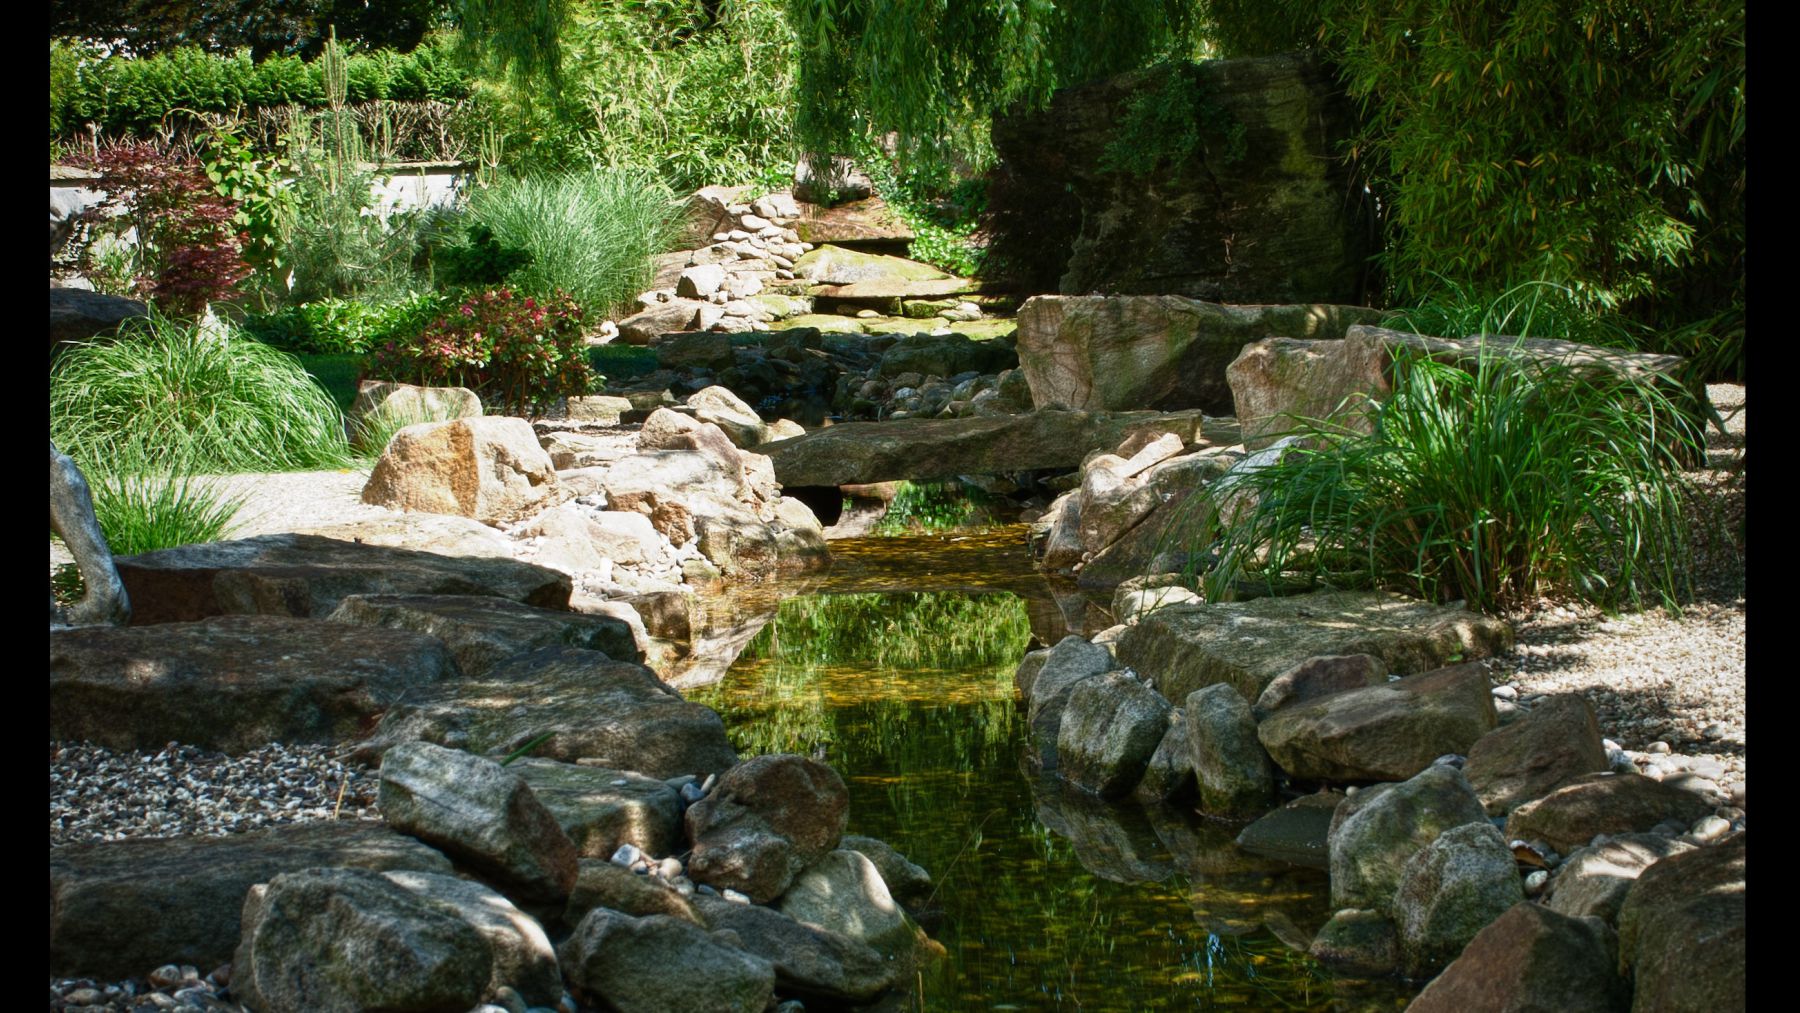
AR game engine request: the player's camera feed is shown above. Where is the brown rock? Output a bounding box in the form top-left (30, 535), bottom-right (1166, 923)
top-left (1464, 694), bottom-right (1611, 816)
top-left (1257, 663), bottom-right (1498, 782)
top-left (563, 859), bottom-right (703, 928)
top-left (362, 416), bottom-right (558, 525)
top-left (1504, 773), bottom-right (1715, 856)
top-left (1615, 832), bottom-right (1744, 1013)
top-left (1253, 653), bottom-right (1387, 719)
top-left (685, 754), bottom-right (850, 903)
top-left (326, 593), bottom-right (639, 676)
top-left (1407, 902), bottom-right (1629, 1013)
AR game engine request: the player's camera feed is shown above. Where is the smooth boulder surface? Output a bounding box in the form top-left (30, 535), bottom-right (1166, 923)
top-left (1615, 832), bottom-right (1745, 1013)
top-left (1543, 833), bottom-right (1696, 925)
top-left (1185, 684), bottom-right (1277, 816)
top-left (352, 646), bottom-right (739, 780)
top-left (347, 381), bottom-right (482, 451)
top-left (840, 834), bottom-right (935, 916)
top-left (1256, 662), bottom-right (1498, 782)
top-left (559, 908), bottom-right (775, 1013)
top-left (1328, 764), bottom-right (1488, 912)
top-left (114, 533), bottom-right (571, 625)
top-left (1114, 591), bottom-right (1511, 708)
top-left (763, 409), bottom-right (1229, 488)
top-left (362, 416), bottom-right (559, 525)
top-left (685, 753), bottom-right (850, 903)
top-left (508, 758), bottom-right (683, 861)
top-left (1503, 773), bottom-right (1715, 856)
top-left (378, 741), bottom-right (579, 903)
top-left (1234, 791), bottom-right (1344, 870)
top-left (50, 288), bottom-right (148, 356)
top-left (382, 870), bottom-right (564, 1008)
top-left (776, 849), bottom-right (923, 959)
top-left (1406, 902), bottom-right (1630, 1013)
top-left (686, 385), bottom-right (771, 448)
top-left (1252, 653), bottom-right (1386, 719)
top-left (1057, 671), bottom-right (1174, 798)
top-left (1014, 295), bottom-right (1380, 414)
top-left (793, 244), bottom-right (947, 285)
top-left (50, 615), bottom-right (457, 753)
top-left (1022, 635), bottom-right (1116, 767)
top-left (232, 867), bottom-right (492, 1013)
top-left (1463, 693), bottom-right (1611, 816)
top-left (325, 593), bottom-right (639, 676)
top-left (49, 822), bottom-right (452, 980)
top-left (694, 894), bottom-right (904, 1003)
top-left (1393, 822), bottom-right (1525, 977)
top-left (1229, 324), bottom-right (1686, 449)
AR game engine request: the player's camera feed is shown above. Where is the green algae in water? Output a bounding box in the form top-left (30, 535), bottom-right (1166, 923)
top-left (691, 588), bottom-right (1419, 1010)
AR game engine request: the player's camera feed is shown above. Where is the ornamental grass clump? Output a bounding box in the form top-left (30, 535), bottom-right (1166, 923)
top-left (1201, 348), bottom-right (1705, 614)
top-left (84, 472), bottom-right (247, 556)
top-left (461, 168), bottom-right (679, 316)
top-left (50, 311), bottom-right (354, 475)
top-left (368, 287), bottom-right (595, 416)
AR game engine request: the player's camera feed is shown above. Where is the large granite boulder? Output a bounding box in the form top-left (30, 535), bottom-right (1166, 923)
top-left (49, 822), bottom-right (452, 980)
top-left (1256, 662), bottom-right (1498, 782)
top-left (362, 416), bottom-right (559, 525)
top-left (1056, 671), bottom-right (1173, 798)
top-left (1308, 908), bottom-right (1399, 976)
top-left (325, 593), bottom-right (639, 676)
top-left (1464, 693), bottom-right (1611, 816)
top-left (381, 871), bottom-right (564, 1008)
top-left (1021, 635), bottom-right (1116, 767)
top-left (352, 646), bottom-right (739, 780)
top-left (1543, 833), bottom-right (1697, 926)
top-left (346, 380), bottom-right (482, 451)
top-left (114, 533), bottom-right (571, 625)
top-left (1393, 822), bottom-right (1525, 977)
top-left (50, 616), bottom-right (458, 752)
top-left (685, 385), bottom-right (771, 448)
top-left (776, 849), bottom-right (925, 959)
top-left (685, 753), bottom-right (850, 903)
top-left (50, 288), bottom-right (148, 358)
top-left (1327, 764), bottom-right (1488, 912)
top-left (987, 54), bottom-right (1375, 303)
top-left (1234, 790), bottom-right (1344, 869)
top-left (839, 835), bottom-right (934, 917)
top-left (232, 867), bottom-right (493, 1013)
top-left (1131, 710), bottom-right (1197, 804)
top-left (1406, 902), bottom-right (1630, 1013)
top-left (1115, 591), bottom-right (1511, 711)
top-left (694, 894), bottom-right (904, 1003)
top-left (1615, 832), bottom-right (1745, 1012)
top-left (764, 409), bottom-right (1229, 487)
top-left (1185, 684), bottom-right (1277, 816)
top-left (563, 859), bottom-right (703, 928)
top-left (508, 758), bottom-right (683, 861)
top-left (1253, 653), bottom-right (1386, 719)
top-left (377, 741), bottom-right (579, 904)
top-left (559, 909), bottom-right (775, 1013)
top-left (600, 447), bottom-right (827, 578)
top-left (1228, 324), bottom-right (1687, 449)
top-left (1504, 773), bottom-right (1715, 856)
top-left (1014, 296), bottom-right (1379, 414)
top-left (793, 244), bottom-right (947, 285)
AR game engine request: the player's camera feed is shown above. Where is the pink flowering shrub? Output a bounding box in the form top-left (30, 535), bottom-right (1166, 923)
top-left (368, 288), bottom-right (595, 414)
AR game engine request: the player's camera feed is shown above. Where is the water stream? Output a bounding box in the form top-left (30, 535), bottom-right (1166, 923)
top-left (688, 516), bottom-right (1421, 1010)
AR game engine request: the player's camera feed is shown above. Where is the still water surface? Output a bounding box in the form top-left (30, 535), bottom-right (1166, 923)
top-left (690, 526), bottom-right (1418, 1010)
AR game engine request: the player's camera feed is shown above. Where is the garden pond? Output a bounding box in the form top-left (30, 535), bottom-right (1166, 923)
top-left (688, 508), bottom-right (1422, 1010)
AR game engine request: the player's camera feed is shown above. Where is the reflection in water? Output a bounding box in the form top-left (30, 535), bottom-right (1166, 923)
top-left (690, 575), bottom-right (1419, 1010)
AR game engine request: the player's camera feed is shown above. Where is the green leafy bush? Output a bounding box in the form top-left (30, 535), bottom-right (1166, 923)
top-left (50, 311), bottom-right (354, 475)
top-left (489, 0), bottom-right (798, 193)
top-left (461, 168), bottom-right (678, 316)
top-left (51, 35), bottom-right (472, 139)
top-left (368, 287), bottom-right (596, 414)
top-left (241, 293), bottom-right (447, 355)
top-left (1200, 348), bottom-right (1705, 614)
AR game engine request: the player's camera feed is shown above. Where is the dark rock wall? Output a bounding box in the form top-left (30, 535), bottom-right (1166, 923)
top-left (987, 53), bottom-right (1376, 305)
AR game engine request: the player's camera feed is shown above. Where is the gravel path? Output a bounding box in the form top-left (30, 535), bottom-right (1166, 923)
top-left (1489, 383), bottom-right (1746, 800)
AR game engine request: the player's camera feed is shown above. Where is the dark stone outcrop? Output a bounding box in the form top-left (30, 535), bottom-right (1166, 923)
top-left (987, 53), bottom-right (1376, 304)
